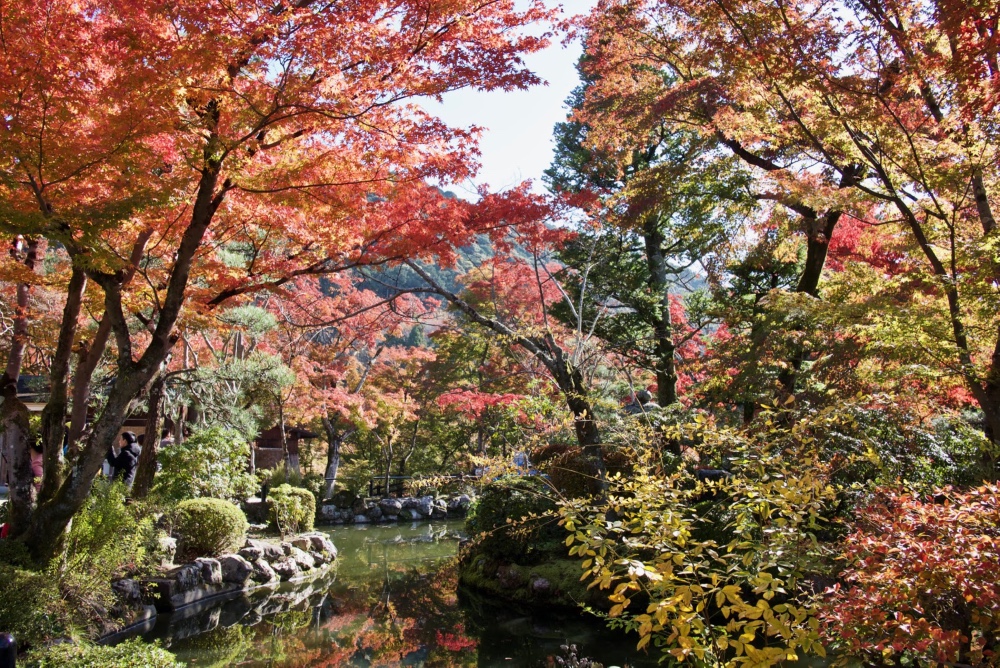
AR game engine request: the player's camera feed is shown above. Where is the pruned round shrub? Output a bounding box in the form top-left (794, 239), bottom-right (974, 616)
top-left (268, 484), bottom-right (316, 535)
top-left (29, 638), bottom-right (179, 667)
top-left (547, 448), bottom-right (603, 498)
top-left (465, 476), bottom-right (559, 563)
top-left (174, 498), bottom-right (248, 558)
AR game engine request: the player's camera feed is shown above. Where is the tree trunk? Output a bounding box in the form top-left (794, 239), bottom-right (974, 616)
top-left (39, 267), bottom-right (88, 502)
top-left (642, 219), bottom-right (678, 407)
top-left (132, 374), bottom-right (166, 499)
top-left (3, 238), bottom-right (43, 534)
top-left (321, 416), bottom-right (353, 501)
top-left (383, 436), bottom-right (393, 499)
top-left (278, 402), bottom-right (292, 475)
top-left (17, 159), bottom-right (224, 562)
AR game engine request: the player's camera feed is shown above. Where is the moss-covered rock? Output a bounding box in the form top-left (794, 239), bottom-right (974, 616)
top-left (457, 553), bottom-right (609, 611)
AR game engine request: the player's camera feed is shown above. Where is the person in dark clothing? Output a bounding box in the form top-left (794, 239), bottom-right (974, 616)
top-left (106, 431), bottom-right (141, 489)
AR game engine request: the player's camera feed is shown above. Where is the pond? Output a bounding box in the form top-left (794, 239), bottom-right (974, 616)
top-left (143, 519), bottom-right (658, 667)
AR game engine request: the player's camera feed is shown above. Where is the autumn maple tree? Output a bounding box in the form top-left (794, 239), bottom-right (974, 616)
top-left (0, 0), bottom-right (554, 559)
top-left (575, 0), bottom-right (1000, 440)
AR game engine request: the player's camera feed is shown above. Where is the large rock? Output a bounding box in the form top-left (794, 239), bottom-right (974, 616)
top-left (353, 514), bottom-right (370, 524)
top-left (304, 533), bottom-right (337, 557)
top-left (251, 559), bottom-right (278, 584)
top-left (290, 536), bottom-right (312, 552)
top-left (112, 578), bottom-right (143, 604)
top-left (245, 538), bottom-right (284, 561)
top-left (447, 494), bottom-right (472, 514)
top-left (320, 504), bottom-right (339, 520)
top-left (402, 507), bottom-right (423, 521)
top-left (366, 504), bottom-right (383, 521)
top-left (415, 495), bottom-right (434, 516)
top-left (430, 501), bottom-right (448, 519)
top-left (195, 558), bottom-right (223, 586)
top-left (175, 563), bottom-right (202, 591)
top-left (219, 554), bottom-right (254, 586)
top-left (271, 556), bottom-right (300, 581)
top-left (379, 498), bottom-right (403, 516)
top-left (288, 546), bottom-right (315, 571)
top-left (238, 546), bottom-right (263, 562)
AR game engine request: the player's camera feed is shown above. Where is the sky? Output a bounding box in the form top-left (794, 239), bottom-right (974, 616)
top-left (426, 1), bottom-right (598, 197)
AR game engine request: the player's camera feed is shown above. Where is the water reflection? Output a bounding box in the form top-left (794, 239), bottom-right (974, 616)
top-left (149, 520), bottom-right (655, 667)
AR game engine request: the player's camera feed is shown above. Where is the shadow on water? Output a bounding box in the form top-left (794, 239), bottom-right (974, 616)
top-left (143, 519), bottom-right (659, 667)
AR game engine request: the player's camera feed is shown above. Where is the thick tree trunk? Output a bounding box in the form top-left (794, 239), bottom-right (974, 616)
top-left (39, 267), bottom-right (87, 502)
top-left (642, 219), bottom-right (678, 407)
top-left (2, 391), bottom-right (34, 535)
top-left (132, 374), bottom-right (166, 499)
top-left (17, 159), bottom-right (225, 562)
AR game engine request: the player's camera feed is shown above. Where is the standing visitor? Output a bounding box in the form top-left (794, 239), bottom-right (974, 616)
top-left (106, 432), bottom-right (141, 489)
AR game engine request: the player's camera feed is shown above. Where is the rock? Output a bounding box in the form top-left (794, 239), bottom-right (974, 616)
top-left (530, 576), bottom-right (551, 595)
top-left (288, 546), bottom-right (315, 571)
top-left (379, 498), bottom-right (403, 516)
top-left (175, 563), bottom-right (202, 591)
top-left (280, 541), bottom-right (295, 556)
top-left (320, 504), bottom-right (339, 520)
top-left (430, 501), bottom-right (448, 519)
top-left (238, 546), bottom-right (263, 562)
top-left (219, 554), bottom-right (253, 586)
top-left (304, 533), bottom-right (337, 557)
top-left (330, 489), bottom-right (357, 508)
top-left (366, 504), bottom-right (383, 521)
top-left (402, 507), bottom-right (423, 521)
top-left (496, 564), bottom-right (525, 590)
top-left (415, 495), bottom-right (434, 516)
top-left (251, 559), bottom-right (278, 584)
top-left (401, 496), bottom-right (418, 509)
top-left (246, 538), bottom-right (284, 561)
top-left (195, 558), bottom-right (223, 586)
top-left (353, 514), bottom-right (369, 524)
top-left (111, 578), bottom-right (143, 604)
top-left (291, 536), bottom-right (312, 552)
top-left (157, 535), bottom-right (178, 566)
top-left (352, 499), bottom-right (368, 515)
top-left (447, 494), bottom-right (472, 514)
top-left (271, 556), bottom-right (300, 581)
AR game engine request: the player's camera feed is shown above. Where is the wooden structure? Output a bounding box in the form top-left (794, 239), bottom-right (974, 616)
top-left (253, 425), bottom-right (320, 473)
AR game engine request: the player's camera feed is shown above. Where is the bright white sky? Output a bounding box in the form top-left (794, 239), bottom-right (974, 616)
top-left (427, 0), bottom-right (598, 196)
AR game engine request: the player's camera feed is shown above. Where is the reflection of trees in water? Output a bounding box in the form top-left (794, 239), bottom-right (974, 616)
top-left (158, 524), bottom-right (646, 667)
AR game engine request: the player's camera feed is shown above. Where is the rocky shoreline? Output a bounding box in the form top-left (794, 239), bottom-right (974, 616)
top-left (101, 532), bottom-right (337, 643)
top-left (318, 493), bottom-right (473, 524)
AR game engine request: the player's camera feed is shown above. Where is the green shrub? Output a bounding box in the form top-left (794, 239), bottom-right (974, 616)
top-left (465, 476), bottom-right (559, 563)
top-left (268, 484), bottom-right (316, 535)
top-left (0, 481), bottom-right (158, 651)
top-left (154, 427), bottom-right (256, 503)
top-left (0, 563), bottom-right (76, 650)
top-left (27, 638), bottom-right (179, 667)
top-left (173, 498), bottom-right (248, 558)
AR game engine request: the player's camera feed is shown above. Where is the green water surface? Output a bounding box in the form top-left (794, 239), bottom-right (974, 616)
top-left (147, 519), bottom-right (656, 667)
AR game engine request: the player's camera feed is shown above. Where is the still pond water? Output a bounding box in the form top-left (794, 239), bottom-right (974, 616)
top-left (143, 519), bottom-right (657, 667)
